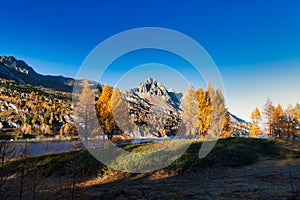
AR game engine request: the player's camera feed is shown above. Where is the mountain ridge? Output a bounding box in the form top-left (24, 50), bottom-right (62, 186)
top-left (0, 56), bottom-right (75, 92)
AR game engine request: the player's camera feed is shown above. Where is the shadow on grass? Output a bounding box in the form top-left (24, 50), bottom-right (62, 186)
top-left (3, 138), bottom-right (300, 199)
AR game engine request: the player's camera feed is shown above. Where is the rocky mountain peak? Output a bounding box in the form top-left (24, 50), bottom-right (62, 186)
top-left (0, 55), bottom-right (76, 92)
top-left (0, 56), bottom-right (35, 75)
top-left (145, 77), bottom-right (155, 84)
top-left (138, 77), bottom-right (169, 96)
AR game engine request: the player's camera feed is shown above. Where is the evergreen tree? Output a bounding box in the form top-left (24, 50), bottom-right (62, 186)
top-left (206, 82), bottom-right (214, 102)
top-left (43, 116), bottom-right (50, 125)
top-left (273, 104), bottom-right (285, 137)
top-left (26, 116), bottom-right (32, 125)
top-left (111, 87), bottom-right (133, 136)
top-left (221, 111), bottom-right (232, 138)
top-left (249, 107), bottom-right (261, 138)
top-left (293, 102), bottom-right (300, 124)
top-left (195, 87), bottom-right (211, 137)
top-left (208, 88), bottom-right (226, 138)
top-left (97, 85), bottom-right (116, 139)
top-left (285, 104), bottom-right (297, 138)
top-left (285, 104), bottom-right (294, 118)
top-left (74, 80), bottom-right (96, 139)
top-left (181, 85), bottom-right (197, 137)
top-left (263, 98), bottom-right (275, 137)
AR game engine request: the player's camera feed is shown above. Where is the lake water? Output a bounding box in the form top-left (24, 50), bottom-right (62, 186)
top-left (5, 137), bottom-right (190, 159)
top-left (6, 140), bottom-right (82, 159)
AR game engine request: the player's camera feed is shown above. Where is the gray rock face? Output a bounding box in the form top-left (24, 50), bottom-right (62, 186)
top-left (123, 77), bottom-right (182, 113)
top-left (0, 56), bottom-right (35, 75)
top-left (138, 77), bottom-right (169, 96)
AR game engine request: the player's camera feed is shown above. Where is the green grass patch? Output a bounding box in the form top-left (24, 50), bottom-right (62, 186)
top-left (167, 137), bottom-right (300, 171)
top-left (4, 138), bottom-right (300, 179)
top-left (4, 150), bottom-right (105, 179)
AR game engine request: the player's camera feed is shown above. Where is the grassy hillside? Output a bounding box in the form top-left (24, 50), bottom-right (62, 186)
top-left (1, 138), bottom-right (300, 199)
top-left (4, 138), bottom-right (300, 178)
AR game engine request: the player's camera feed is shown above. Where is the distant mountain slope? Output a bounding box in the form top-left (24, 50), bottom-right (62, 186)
top-left (0, 56), bottom-right (75, 92)
top-left (229, 113), bottom-right (245, 123)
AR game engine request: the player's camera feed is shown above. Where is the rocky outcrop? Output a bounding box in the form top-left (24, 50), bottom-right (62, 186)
top-left (127, 77), bottom-right (182, 111)
top-left (121, 78), bottom-right (182, 137)
top-left (138, 77), bottom-right (169, 96)
top-left (229, 113), bottom-right (251, 136)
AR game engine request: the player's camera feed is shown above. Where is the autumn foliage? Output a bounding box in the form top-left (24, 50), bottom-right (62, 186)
top-left (181, 83), bottom-right (230, 138)
top-left (250, 99), bottom-right (300, 139)
top-left (96, 85), bottom-right (131, 139)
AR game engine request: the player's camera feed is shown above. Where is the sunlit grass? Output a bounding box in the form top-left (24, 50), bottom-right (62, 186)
top-left (3, 137), bottom-right (300, 179)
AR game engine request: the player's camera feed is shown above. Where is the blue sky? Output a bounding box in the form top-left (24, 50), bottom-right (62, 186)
top-left (1, 0), bottom-right (300, 120)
